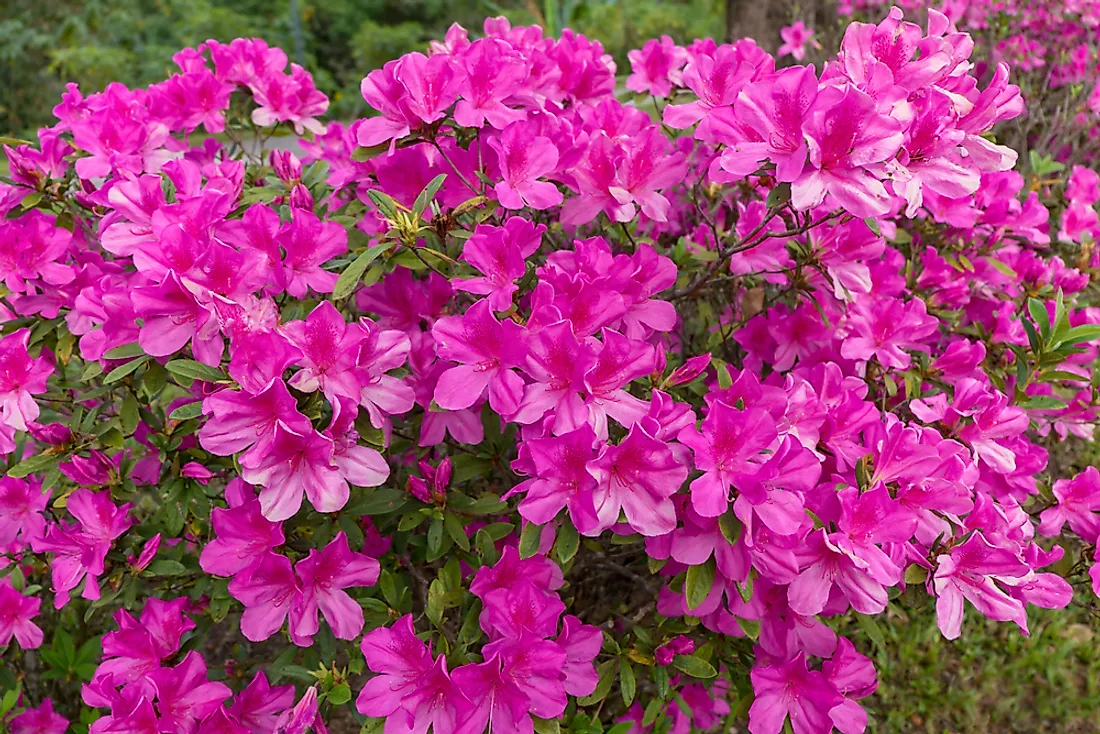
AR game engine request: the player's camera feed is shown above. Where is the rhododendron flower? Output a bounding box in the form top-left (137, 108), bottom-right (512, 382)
top-left (454, 39), bottom-right (527, 129)
top-left (778, 22), bottom-right (818, 61)
top-left (293, 531), bottom-right (380, 642)
top-left (455, 218), bottom-right (544, 311)
top-left (0, 582), bottom-right (44, 649)
top-left (240, 421), bottom-right (347, 521)
top-left (199, 499), bottom-right (285, 576)
top-left (0, 477), bottom-right (49, 545)
top-left (748, 652), bottom-right (842, 734)
top-left (0, 329), bottom-right (53, 432)
top-left (487, 121), bottom-right (563, 210)
top-left (933, 533), bottom-right (1031, 640)
top-left (626, 36), bottom-right (687, 97)
top-left (149, 651), bottom-right (232, 733)
top-left (33, 489), bottom-right (132, 608)
top-left (357, 614), bottom-right (465, 733)
top-left (587, 424), bottom-right (688, 536)
top-left (9, 698), bottom-right (69, 734)
top-left (432, 299), bottom-right (529, 415)
top-left (228, 672), bottom-right (295, 733)
top-left (452, 642), bottom-right (568, 734)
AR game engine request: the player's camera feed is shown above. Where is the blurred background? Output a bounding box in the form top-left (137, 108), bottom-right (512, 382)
top-left (4, 1), bottom-right (1100, 731)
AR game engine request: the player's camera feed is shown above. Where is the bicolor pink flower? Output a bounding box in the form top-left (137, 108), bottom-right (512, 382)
top-left (487, 121), bottom-right (563, 210)
top-left (432, 299), bottom-right (529, 415)
top-left (293, 531), bottom-right (380, 643)
top-left (587, 424), bottom-right (688, 536)
top-left (240, 421), bottom-right (347, 521)
top-left (0, 582), bottom-right (43, 649)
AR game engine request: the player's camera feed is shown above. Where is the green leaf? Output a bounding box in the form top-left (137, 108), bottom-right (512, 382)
top-left (1061, 324), bottom-right (1100, 346)
top-left (1028, 298), bottom-right (1050, 341)
top-left (476, 528), bottom-right (500, 565)
top-left (1020, 395), bottom-right (1068, 410)
top-left (518, 522), bottom-right (543, 559)
top-left (856, 612), bottom-right (887, 651)
top-left (104, 356), bottom-right (150, 384)
top-left (81, 361), bottom-right (104, 380)
top-left (444, 512), bottom-right (471, 551)
top-left (671, 654), bottom-right (717, 679)
top-left (553, 519), bottom-right (580, 565)
top-left (737, 618), bottom-right (760, 639)
top-left (345, 488), bottom-right (409, 516)
top-left (532, 717), bottom-right (560, 734)
top-left (642, 698), bottom-right (664, 726)
top-left (169, 402), bottom-right (204, 420)
top-left (684, 558), bottom-right (715, 611)
top-left (121, 394), bottom-right (140, 434)
top-left (903, 564), bottom-right (928, 584)
top-left (366, 189), bottom-right (400, 219)
top-left (104, 342), bottom-right (146, 360)
top-left (577, 659), bottom-right (618, 705)
top-left (864, 217), bottom-right (881, 236)
top-left (620, 659), bottom-right (636, 707)
top-left (328, 682), bottom-right (353, 706)
top-left (427, 516), bottom-right (444, 555)
top-left (0, 684), bottom-right (21, 716)
top-left (7, 453), bottom-right (61, 479)
top-left (427, 579), bottom-right (445, 626)
top-left (165, 359), bottom-right (225, 383)
top-left (332, 244), bottom-right (388, 300)
top-left (413, 174), bottom-right (448, 218)
top-left (147, 559), bottom-right (188, 576)
top-left (766, 182), bottom-right (791, 208)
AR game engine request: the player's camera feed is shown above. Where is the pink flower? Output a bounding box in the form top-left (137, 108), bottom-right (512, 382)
top-left (148, 651), bottom-right (232, 734)
top-left (663, 45), bottom-right (756, 134)
top-left (228, 552), bottom-right (305, 644)
top-left (199, 499), bottom-right (285, 576)
top-left (228, 672), bottom-right (295, 734)
top-left (454, 39), bottom-right (527, 129)
top-left (277, 208), bottom-right (347, 298)
top-left (0, 582), bottom-right (43, 649)
top-left (357, 614), bottom-right (464, 734)
top-left (678, 403), bottom-right (777, 517)
top-left (9, 698), bottom-right (69, 734)
top-left (748, 652), bottom-right (842, 734)
top-left (0, 329), bottom-right (53, 432)
top-left (840, 296), bottom-right (939, 370)
top-left (626, 36), bottom-right (688, 98)
top-left (714, 65), bottom-right (817, 183)
top-left (1039, 466), bottom-right (1100, 541)
top-left (777, 21), bottom-right (817, 61)
top-left (452, 642), bottom-right (568, 734)
top-left (586, 424), bottom-right (688, 536)
top-left (933, 533), bottom-right (1031, 640)
top-left (487, 121), bottom-right (563, 210)
top-left (454, 218), bottom-right (545, 311)
top-left (792, 85), bottom-right (903, 217)
top-left (239, 421), bottom-right (347, 521)
top-left (282, 301), bottom-right (363, 403)
top-left (515, 425), bottom-right (602, 532)
top-left (431, 299), bottom-right (529, 415)
top-left (98, 597), bottom-right (195, 683)
top-left (32, 490), bottom-right (131, 609)
top-left (293, 531), bottom-right (380, 643)
top-left (0, 477), bottom-right (49, 545)
top-left (199, 380), bottom-right (313, 463)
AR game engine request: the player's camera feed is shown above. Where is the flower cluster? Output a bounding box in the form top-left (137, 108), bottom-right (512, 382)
top-left (0, 7), bottom-right (1098, 734)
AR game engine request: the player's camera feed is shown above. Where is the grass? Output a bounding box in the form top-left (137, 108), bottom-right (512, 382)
top-left (841, 596), bottom-right (1100, 733)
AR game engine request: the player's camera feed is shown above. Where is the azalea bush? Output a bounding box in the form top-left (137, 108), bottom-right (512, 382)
top-left (1, 6), bottom-right (1099, 734)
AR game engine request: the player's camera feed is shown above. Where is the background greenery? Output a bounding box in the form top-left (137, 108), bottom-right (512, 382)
top-left (4, 1), bottom-right (1100, 731)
